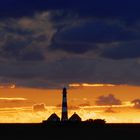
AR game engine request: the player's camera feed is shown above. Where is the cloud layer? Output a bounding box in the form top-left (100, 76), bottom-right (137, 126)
top-left (95, 94), bottom-right (122, 106)
top-left (33, 103), bottom-right (46, 112)
top-left (0, 97), bottom-right (33, 107)
top-left (0, 1), bottom-right (140, 88)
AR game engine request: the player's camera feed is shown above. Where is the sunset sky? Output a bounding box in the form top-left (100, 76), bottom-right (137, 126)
top-left (0, 0), bottom-right (140, 123)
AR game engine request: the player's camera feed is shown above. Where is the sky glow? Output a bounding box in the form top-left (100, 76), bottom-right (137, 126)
top-left (0, 0), bottom-right (140, 123)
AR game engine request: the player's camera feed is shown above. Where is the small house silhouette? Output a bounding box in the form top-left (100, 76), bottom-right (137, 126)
top-left (46, 113), bottom-right (60, 122)
top-left (69, 112), bottom-right (82, 122)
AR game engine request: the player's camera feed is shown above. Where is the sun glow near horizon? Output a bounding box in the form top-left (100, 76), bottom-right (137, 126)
top-left (0, 84), bottom-right (16, 89)
top-left (69, 83), bottom-right (117, 87)
top-left (0, 84), bottom-right (140, 123)
top-left (0, 105), bottom-right (139, 123)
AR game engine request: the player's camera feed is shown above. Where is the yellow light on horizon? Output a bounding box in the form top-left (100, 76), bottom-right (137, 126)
top-left (69, 83), bottom-right (116, 87)
top-left (10, 84), bottom-right (16, 89)
top-left (0, 97), bottom-right (27, 101)
top-left (0, 84), bottom-right (16, 89)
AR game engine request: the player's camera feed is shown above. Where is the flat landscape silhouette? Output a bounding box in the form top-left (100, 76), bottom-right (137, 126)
top-left (1, 122), bottom-right (140, 140)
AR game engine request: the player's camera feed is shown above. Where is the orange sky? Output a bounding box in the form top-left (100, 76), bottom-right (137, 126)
top-left (0, 84), bottom-right (140, 123)
top-left (0, 84), bottom-right (140, 104)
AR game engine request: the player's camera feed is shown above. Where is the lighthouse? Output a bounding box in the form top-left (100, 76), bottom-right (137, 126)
top-left (61, 87), bottom-right (68, 121)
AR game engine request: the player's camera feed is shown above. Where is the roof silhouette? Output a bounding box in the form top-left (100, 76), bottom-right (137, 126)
top-left (69, 112), bottom-right (82, 122)
top-left (46, 113), bottom-right (60, 122)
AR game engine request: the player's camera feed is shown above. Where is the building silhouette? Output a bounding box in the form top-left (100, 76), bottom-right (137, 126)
top-left (46, 113), bottom-right (60, 122)
top-left (69, 112), bottom-right (82, 122)
top-left (43, 87), bottom-right (82, 123)
top-left (61, 87), bottom-right (68, 121)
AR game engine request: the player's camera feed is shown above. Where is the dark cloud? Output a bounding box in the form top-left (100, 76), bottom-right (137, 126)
top-left (95, 94), bottom-right (122, 106)
top-left (131, 99), bottom-right (140, 109)
top-left (33, 103), bottom-right (46, 112)
top-left (0, 12), bottom-right (56, 62)
top-left (0, 40), bottom-right (45, 61)
top-left (0, 1), bottom-right (140, 88)
top-left (20, 49), bottom-right (45, 61)
top-left (102, 42), bottom-right (140, 59)
top-left (0, 0), bottom-right (140, 20)
top-left (54, 20), bottom-right (138, 43)
top-left (50, 41), bottom-right (97, 54)
top-left (50, 19), bottom-right (140, 54)
top-left (1, 57), bottom-right (140, 88)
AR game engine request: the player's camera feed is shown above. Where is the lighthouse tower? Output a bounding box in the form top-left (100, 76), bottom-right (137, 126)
top-left (61, 87), bottom-right (68, 121)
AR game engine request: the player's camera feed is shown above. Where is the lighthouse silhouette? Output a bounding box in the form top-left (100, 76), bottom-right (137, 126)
top-left (61, 87), bottom-right (68, 121)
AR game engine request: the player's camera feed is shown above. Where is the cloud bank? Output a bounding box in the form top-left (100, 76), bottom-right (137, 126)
top-left (95, 94), bottom-right (122, 106)
top-left (0, 1), bottom-right (140, 88)
top-left (33, 103), bottom-right (46, 112)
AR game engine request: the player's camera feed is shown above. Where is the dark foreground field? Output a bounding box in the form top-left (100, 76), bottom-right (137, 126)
top-left (0, 122), bottom-right (140, 140)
